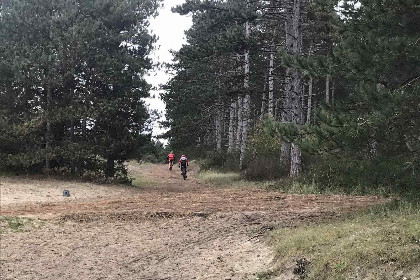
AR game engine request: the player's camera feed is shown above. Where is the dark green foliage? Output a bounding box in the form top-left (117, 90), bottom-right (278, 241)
top-left (303, 155), bottom-right (407, 195)
top-left (245, 122), bottom-right (286, 180)
top-left (282, 0), bottom-right (419, 191)
top-left (0, 0), bottom-right (160, 179)
top-left (174, 0), bottom-right (420, 194)
top-left (137, 136), bottom-right (168, 163)
top-left (162, 0), bottom-right (267, 151)
top-left (244, 156), bottom-right (283, 181)
top-left (200, 151), bottom-right (240, 171)
top-left (303, 0), bottom-right (420, 191)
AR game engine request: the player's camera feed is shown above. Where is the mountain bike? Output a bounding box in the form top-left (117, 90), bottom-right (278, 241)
top-left (180, 166), bottom-right (187, 180)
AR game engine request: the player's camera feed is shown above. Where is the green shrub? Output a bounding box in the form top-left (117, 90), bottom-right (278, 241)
top-left (244, 121), bottom-right (287, 180)
top-left (244, 156), bottom-right (286, 181)
top-left (200, 150), bottom-right (240, 171)
top-left (303, 154), bottom-right (419, 197)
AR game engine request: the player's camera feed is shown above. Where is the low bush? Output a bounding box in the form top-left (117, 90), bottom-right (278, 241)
top-left (303, 154), bottom-right (419, 197)
top-left (200, 150), bottom-right (240, 171)
top-left (244, 156), bottom-right (285, 181)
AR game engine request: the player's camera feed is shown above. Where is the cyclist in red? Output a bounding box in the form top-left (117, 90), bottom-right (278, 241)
top-left (168, 151), bottom-right (175, 170)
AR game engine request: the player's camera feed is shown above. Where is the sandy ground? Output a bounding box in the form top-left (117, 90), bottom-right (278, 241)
top-left (0, 163), bottom-right (387, 280)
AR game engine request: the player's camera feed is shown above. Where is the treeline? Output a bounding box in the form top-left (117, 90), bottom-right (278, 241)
top-left (0, 0), bottom-right (160, 179)
top-left (163, 0), bottom-right (419, 191)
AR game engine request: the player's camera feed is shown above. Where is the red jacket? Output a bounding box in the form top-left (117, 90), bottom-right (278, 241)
top-left (168, 153), bottom-right (175, 161)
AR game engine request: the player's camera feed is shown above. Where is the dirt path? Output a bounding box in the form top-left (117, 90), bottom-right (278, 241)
top-left (0, 163), bottom-right (387, 280)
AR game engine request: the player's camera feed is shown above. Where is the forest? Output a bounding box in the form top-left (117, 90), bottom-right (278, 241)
top-left (163, 0), bottom-right (419, 194)
top-left (1, 1), bottom-right (419, 279)
top-left (0, 0), bottom-right (419, 192)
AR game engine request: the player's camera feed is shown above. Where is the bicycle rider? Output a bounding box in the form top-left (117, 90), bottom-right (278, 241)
top-left (168, 151), bottom-right (175, 170)
top-left (178, 154), bottom-right (189, 177)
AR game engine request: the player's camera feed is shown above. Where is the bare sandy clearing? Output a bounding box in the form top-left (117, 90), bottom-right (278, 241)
top-left (0, 176), bottom-right (141, 207)
top-left (0, 163), bottom-right (388, 279)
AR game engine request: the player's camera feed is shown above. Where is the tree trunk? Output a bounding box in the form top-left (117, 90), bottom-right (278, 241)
top-left (281, 0), bottom-right (294, 172)
top-left (283, 0), bottom-right (304, 177)
top-left (260, 75), bottom-right (267, 120)
top-left (289, 0), bottom-right (304, 177)
top-left (331, 78), bottom-right (335, 104)
top-left (45, 84), bottom-right (51, 169)
top-left (326, 74), bottom-right (331, 104)
top-left (306, 76), bottom-right (313, 124)
top-left (236, 95), bottom-right (243, 150)
top-left (228, 99), bottom-right (236, 152)
top-left (290, 142), bottom-right (301, 177)
top-left (268, 47), bottom-right (275, 118)
top-left (290, 68), bottom-right (303, 177)
top-left (215, 104), bottom-right (223, 151)
top-left (70, 119), bottom-right (75, 174)
top-left (301, 79), bottom-right (306, 124)
top-left (240, 20), bottom-right (251, 170)
top-left (105, 158), bottom-right (115, 178)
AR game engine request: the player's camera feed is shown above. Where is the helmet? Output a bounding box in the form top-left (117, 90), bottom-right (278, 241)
top-left (181, 154), bottom-right (185, 157)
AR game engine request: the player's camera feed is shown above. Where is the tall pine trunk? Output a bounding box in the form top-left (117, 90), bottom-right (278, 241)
top-left (284, 0), bottom-right (304, 177)
top-left (289, 0), bottom-right (304, 177)
top-left (281, 0), bottom-right (294, 172)
top-left (306, 76), bottom-right (313, 124)
top-left (261, 75), bottom-right (267, 120)
top-left (215, 103), bottom-right (223, 151)
top-left (228, 99), bottom-right (236, 152)
top-left (45, 84), bottom-right (51, 169)
top-left (236, 95), bottom-right (243, 150)
top-left (268, 46), bottom-right (275, 118)
top-left (45, 8), bottom-right (54, 170)
top-left (240, 20), bottom-right (251, 170)
top-left (70, 119), bottom-right (75, 174)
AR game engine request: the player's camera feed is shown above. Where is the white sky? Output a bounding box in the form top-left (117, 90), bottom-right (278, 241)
top-left (144, 0), bottom-right (192, 142)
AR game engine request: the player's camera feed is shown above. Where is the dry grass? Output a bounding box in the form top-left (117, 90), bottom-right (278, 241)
top-left (196, 170), bottom-right (242, 186)
top-left (270, 202), bottom-right (420, 279)
top-left (131, 176), bottom-right (157, 188)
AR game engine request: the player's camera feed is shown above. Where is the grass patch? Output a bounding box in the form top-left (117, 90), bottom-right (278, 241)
top-left (196, 170), bottom-right (349, 194)
top-left (0, 216), bottom-right (45, 234)
top-left (131, 176), bottom-right (157, 188)
top-left (255, 270), bottom-right (277, 280)
top-left (270, 201), bottom-right (420, 279)
top-left (196, 170), bottom-right (242, 186)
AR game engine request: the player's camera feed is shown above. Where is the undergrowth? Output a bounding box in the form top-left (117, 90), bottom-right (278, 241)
top-left (269, 200), bottom-right (420, 280)
top-left (196, 170), bottom-right (242, 186)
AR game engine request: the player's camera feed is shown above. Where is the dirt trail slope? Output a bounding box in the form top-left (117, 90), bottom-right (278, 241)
top-left (0, 163), bottom-right (386, 280)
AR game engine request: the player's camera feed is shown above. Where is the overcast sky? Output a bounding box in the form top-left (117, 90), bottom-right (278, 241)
top-left (144, 0), bottom-right (192, 142)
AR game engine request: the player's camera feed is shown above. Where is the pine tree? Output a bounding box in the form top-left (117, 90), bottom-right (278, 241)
top-left (0, 0), bottom-right (160, 177)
